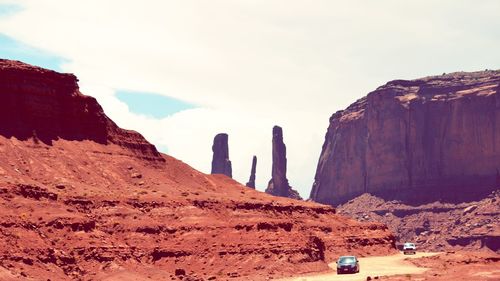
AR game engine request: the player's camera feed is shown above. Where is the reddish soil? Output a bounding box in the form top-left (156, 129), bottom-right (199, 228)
top-left (280, 252), bottom-right (499, 281)
top-left (380, 251), bottom-right (500, 281)
top-left (0, 137), bottom-right (395, 281)
top-left (0, 59), bottom-right (396, 280)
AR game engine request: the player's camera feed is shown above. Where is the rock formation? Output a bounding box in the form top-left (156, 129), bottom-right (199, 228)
top-left (246, 155), bottom-right (257, 188)
top-left (210, 133), bottom-right (232, 177)
top-left (311, 70), bottom-right (500, 206)
top-left (0, 59), bottom-right (396, 280)
top-left (265, 126), bottom-right (302, 199)
top-left (497, 169), bottom-right (500, 188)
top-left (0, 59), bottom-right (162, 161)
top-left (338, 191), bottom-right (500, 252)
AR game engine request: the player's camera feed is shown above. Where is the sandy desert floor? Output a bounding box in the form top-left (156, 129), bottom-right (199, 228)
top-left (280, 252), bottom-right (437, 281)
top-left (281, 250), bottom-right (500, 281)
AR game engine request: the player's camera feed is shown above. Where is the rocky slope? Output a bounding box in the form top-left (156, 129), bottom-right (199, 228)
top-left (0, 59), bottom-right (396, 280)
top-left (338, 191), bottom-right (499, 252)
top-left (311, 70), bottom-right (500, 206)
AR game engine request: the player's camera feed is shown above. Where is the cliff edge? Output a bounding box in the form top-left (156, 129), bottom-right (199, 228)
top-left (311, 70), bottom-right (500, 205)
top-left (0, 59), bottom-right (162, 161)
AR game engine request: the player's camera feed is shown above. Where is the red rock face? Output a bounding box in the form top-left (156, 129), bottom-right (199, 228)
top-left (311, 70), bottom-right (500, 205)
top-left (0, 59), bottom-right (162, 161)
top-left (0, 60), bottom-right (396, 280)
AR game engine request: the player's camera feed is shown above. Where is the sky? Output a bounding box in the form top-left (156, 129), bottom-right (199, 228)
top-left (0, 0), bottom-right (499, 198)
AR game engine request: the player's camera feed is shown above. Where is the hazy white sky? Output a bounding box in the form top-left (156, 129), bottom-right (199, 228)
top-left (0, 0), bottom-right (499, 198)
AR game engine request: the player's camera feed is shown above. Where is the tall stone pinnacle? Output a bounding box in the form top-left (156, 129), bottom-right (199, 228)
top-left (246, 156), bottom-right (257, 188)
top-left (265, 126), bottom-right (302, 199)
top-left (211, 133), bottom-right (232, 178)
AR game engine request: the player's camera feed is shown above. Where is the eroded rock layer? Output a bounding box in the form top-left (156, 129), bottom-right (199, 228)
top-left (311, 70), bottom-right (500, 205)
top-left (0, 59), bottom-right (162, 161)
top-left (0, 59), bottom-right (396, 280)
top-left (338, 192), bottom-right (500, 253)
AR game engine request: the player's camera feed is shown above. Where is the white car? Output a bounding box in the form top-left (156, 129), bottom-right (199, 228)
top-left (403, 242), bottom-right (416, 255)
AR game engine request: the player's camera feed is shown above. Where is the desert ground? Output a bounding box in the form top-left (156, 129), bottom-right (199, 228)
top-left (1, 59), bottom-right (499, 281)
top-left (281, 251), bottom-right (500, 281)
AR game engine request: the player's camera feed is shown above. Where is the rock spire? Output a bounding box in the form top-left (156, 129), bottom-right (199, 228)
top-left (246, 156), bottom-right (257, 188)
top-left (211, 133), bottom-right (232, 177)
top-left (265, 126), bottom-right (301, 199)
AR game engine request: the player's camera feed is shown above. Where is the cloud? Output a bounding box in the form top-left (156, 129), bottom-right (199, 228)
top-left (0, 0), bottom-right (499, 198)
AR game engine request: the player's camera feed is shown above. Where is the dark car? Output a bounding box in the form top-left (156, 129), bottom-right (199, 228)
top-left (336, 255), bottom-right (360, 274)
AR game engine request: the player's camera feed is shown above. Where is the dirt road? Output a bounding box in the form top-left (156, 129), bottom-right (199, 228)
top-left (280, 252), bottom-right (438, 281)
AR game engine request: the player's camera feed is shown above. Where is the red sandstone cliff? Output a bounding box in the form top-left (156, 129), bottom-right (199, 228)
top-left (311, 70), bottom-right (500, 206)
top-left (0, 59), bottom-right (395, 280)
top-left (0, 59), bottom-right (162, 161)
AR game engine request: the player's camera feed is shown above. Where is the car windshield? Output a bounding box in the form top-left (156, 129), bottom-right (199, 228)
top-left (338, 256), bottom-right (356, 263)
top-left (404, 243), bottom-right (415, 247)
